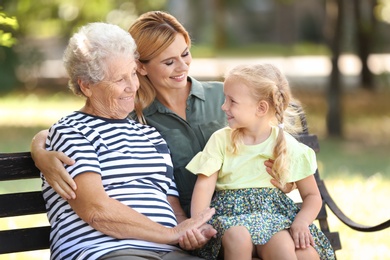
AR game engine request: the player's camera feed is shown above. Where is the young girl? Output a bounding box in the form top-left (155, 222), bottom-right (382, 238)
top-left (186, 64), bottom-right (335, 260)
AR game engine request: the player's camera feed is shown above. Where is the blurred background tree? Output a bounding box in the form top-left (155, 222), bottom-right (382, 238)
top-left (1, 0), bottom-right (390, 138)
top-left (0, 7), bottom-right (19, 92)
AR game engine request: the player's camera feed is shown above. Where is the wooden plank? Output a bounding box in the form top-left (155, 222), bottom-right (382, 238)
top-left (0, 191), bottom-right (46, 217)
top-left (0, 226), bottom-right (50, 254)
top-left (0, 152), bottom-right (40, 181)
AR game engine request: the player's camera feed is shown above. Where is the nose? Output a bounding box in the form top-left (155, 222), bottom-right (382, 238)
top-left (178, 57), bottom-right (190, 71)
top-left (125, 76), bottom-right (140, 92)
top-left (221, 100), bottom-right (227, 111)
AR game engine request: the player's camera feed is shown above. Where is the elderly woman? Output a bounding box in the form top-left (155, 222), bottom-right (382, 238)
top-left (42, 22), bottom-right (214, 260)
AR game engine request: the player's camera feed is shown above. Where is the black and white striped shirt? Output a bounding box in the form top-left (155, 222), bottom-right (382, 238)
top-left (43, 111), bottom-right (179, 260)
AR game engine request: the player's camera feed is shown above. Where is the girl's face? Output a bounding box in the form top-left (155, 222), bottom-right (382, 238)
top-left (221, 77), bottom-right (261, 129)
top-left (138, 33), bottom-right (192, 92)
top-left (85, 56), bottom-right (139, 119)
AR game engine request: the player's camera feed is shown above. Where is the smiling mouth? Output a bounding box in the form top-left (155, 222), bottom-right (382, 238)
top-left (119, 96), bottom-right (134, 100)
top-left (171, 74), bottom-right (186, 80)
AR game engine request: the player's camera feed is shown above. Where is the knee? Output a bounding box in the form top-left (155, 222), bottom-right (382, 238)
top-left (222, 226), bottom-right (252, 250)
top-left (295, 246), bottom-right (320, 260)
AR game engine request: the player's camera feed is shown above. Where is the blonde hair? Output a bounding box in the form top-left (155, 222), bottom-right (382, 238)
top-left (129, 11), bottom-right (191, 123)
top-left (225, 64), bottom-right (303, 187)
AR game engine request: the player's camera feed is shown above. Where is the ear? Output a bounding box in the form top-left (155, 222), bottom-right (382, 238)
top-left (137, 60), bottom-right (148, 76)
top-left (256, 100), bottom-right (269, 116)
top-left (79, 79), bottom-right (92, 97)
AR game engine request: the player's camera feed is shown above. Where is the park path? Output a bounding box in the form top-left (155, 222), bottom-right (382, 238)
top-left (38, 54), bottom-right (390, 89)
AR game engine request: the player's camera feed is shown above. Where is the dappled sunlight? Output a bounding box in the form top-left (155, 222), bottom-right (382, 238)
top-left (324, 177), bottom-right (390, 260)
top-left (1, 89), bottom-right (389, 259)
top-left (0, 215), bottom-right (50, 260)
top-left (0, 93), bottom-right (84, 127)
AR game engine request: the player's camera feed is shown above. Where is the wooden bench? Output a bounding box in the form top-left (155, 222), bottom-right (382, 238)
top-left (1, 133), bottom-right (390, 256)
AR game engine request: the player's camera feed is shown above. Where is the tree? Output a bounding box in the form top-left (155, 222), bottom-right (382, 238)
top-left (0, 9), bottom-right (18, 47)
top-left (0, 7), bottom-right (19, 92)
top-left (325, 0), bottom-right (344, 137)
top-left (352, 0), bottom-right (377, 90)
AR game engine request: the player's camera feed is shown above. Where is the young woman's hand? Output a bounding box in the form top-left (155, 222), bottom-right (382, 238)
top-left (36, 150), bottom-right (77, 200)
top-left (31, 130), bottom-right (77, 200)
top-left (264, 159), bottom-right (297, 193)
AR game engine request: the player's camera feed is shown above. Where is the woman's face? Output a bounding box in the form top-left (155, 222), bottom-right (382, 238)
top-left (139, 33), bottom-right (192, 92)
top-left (85, 56), bottom-right (139, 119)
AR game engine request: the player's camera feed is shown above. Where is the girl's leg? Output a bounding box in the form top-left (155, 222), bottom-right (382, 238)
top-left (295, 247), bottom-right (320, 260)
top-left (257, 230), bottom-right (297, 260)
top-left (222, 226), bottom-right (254, 260)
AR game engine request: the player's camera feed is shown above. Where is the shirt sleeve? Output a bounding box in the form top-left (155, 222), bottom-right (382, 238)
top-left (287, 140), bottom-right (318, 182)
top-left (47, 121), bottom-right (101, 179)
top-left (167, 177), bottom-right (179, 197)
top-left (185, 129), bottom-right (226, 176)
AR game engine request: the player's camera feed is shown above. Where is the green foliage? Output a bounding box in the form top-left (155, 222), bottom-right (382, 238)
top-left (0, 8), bottom-right (18, 47)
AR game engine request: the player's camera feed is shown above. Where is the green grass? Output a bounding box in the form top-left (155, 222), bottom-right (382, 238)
top-left (1, 90), bottom-right (389, 259)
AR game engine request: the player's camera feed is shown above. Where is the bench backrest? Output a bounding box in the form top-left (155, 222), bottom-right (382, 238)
top-left (0, 152), bottom-right (50, 254)
top-left (0, 134), bottom-right (341, 254)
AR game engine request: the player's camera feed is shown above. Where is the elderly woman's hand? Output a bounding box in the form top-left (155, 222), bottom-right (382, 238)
top-left (171, 207), bottom-right (215, 246)
top-left (264, 159), bottom-right (297, 193)
top-left (178, 223), bottom-right (217, 250)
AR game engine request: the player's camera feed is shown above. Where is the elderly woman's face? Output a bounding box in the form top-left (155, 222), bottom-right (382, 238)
top-left (87, 56), bottom-right (139, 119)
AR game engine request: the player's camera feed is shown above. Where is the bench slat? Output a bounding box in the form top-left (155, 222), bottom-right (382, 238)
top-left (0, 152), bottom-right (40, 181)
top-left (0, 226), bottom-right (50, 254)
top-left (0, 191), bottom-right (46, 217)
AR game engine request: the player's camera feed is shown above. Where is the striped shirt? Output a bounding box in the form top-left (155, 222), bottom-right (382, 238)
top-left (42, 111), bottom-right (179, 260)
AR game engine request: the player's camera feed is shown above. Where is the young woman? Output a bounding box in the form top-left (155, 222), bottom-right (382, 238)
top-left (187, 64), bottom-right (335, 260)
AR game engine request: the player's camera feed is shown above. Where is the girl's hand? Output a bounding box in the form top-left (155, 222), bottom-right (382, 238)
top-left (289, 219), bottom-right (315, 249)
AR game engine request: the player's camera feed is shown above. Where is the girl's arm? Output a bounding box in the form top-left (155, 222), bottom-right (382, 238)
top-left (191, 172), bottom-right (218, 217)
top-left (30, 129), bottom-right (77, 199)
top-left (290, 174), bottom-right (322, 249)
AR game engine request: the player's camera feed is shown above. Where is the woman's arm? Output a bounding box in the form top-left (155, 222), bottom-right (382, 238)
top-left (168, 196), bottom-right (188, 224)
top-left (68, 172), bottom-right (214, 244)
top-left (31, 129), bottom-right (77, 199)
top-left (289, 175), bottom-right (322, 249)
top-left (191, 173), bottom-right (218, 217)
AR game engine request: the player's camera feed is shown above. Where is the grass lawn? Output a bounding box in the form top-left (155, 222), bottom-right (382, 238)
top-left (0, 89), bottom-right (389, 260)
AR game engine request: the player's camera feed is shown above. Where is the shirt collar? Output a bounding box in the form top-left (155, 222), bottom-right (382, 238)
top-left (143, 76), bottom-right (205, 116)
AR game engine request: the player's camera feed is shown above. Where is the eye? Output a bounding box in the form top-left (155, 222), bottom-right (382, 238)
top-left (165, 60), bottom-right (174, 66)
top-left (182, 51), bottom-right (190, 57)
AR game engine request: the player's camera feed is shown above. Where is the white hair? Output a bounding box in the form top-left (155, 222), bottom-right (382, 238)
top-left (63, 22), bottom-right (138, 96)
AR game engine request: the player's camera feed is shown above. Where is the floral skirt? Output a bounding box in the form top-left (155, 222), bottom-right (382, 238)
top-left (196, 188), bottom-right (335, 260)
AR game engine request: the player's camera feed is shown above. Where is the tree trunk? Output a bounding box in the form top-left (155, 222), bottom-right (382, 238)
top-left (352, 0), bottom-right (377, 90)
top-left (213, 0), bottom-right (227, 49)
top-left (325, 0), bottom-right (344, 137)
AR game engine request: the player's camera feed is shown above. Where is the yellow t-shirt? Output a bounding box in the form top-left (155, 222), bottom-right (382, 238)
top-left (186, 126), bottom-right (317, 190)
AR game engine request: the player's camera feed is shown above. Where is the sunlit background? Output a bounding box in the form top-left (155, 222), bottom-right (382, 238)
top-left (1, 1), bottom-right (390, 259)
